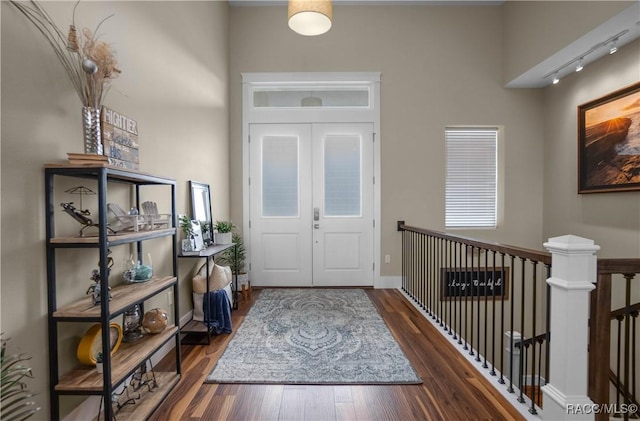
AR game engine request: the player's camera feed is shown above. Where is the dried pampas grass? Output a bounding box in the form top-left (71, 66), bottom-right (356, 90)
top-left (10, 0), bottom-right (120, 109)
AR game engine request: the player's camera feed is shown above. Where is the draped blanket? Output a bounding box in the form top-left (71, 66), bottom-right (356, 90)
top-left (203, 290), bottom-right (232, 334)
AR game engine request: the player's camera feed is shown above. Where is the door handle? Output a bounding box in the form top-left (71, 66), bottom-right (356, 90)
top-left (314, 224), bottom-right (320, 229)
top-left (314, 207), bottom-right (320, 221)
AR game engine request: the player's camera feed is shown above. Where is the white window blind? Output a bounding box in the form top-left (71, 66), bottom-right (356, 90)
top-left (445, 128), bottom-right (497, 228)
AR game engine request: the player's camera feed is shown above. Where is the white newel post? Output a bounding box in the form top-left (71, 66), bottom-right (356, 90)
top-left (542, 235), bottom-right (599, 421)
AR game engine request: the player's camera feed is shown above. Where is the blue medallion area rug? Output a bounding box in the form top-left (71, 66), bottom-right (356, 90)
top-left (205, 288), bottom-right (422, 385)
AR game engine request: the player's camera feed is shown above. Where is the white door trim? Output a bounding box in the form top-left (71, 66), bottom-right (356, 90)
top-left (241, 72), bottom-right (382, 288)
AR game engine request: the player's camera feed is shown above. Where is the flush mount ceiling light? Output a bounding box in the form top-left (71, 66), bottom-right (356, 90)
top-left (288, 0), bottom-right (333, 36)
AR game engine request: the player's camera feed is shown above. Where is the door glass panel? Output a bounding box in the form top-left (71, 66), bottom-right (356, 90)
top-left (324, 135), bottom-right (361, 217)
top-left (262, 136), bottom-right (299, 217)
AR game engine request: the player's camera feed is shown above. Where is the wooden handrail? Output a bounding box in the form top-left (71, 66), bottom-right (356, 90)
top-left (514, 332), bottom-right (550, 349)
top-left (398, 221), bottom-right (552, 264)
top-left (610, 303), bottom-right (640, 320)
top-left (597, 258), bottom-right (640, 275)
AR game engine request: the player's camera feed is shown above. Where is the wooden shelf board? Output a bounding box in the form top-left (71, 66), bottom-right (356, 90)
top-left (53, 276), bottom-right (177, 319)
top-left (91, 372), bottom-right (180, 421)
top-left (55, 326), bottom-right (178, 392)
top-left (44, 163), bottom-right (176, 185)
top-left (181, 319), bottom-right (210, 333)
top-left (50, 228), bottom-right (175, 245)
top-left (178, 243), bottom-right (235, 258)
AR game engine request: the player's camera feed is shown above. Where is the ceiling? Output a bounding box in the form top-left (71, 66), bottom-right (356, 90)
top-left (507, 2), bottom-right (640, 87)
top-left (229, 1), bottom-right (640, 88)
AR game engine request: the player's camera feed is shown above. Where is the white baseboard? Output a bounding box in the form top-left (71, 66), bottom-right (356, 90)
top-left (376, 275), bottom-right (401, 289)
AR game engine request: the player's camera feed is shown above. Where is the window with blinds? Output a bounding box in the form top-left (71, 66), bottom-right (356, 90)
top-left (445, 128), bottom-right (498, 228)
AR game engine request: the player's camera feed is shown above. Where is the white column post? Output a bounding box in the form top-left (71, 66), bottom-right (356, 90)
top-left (542, 235), bottom-right (599, 421)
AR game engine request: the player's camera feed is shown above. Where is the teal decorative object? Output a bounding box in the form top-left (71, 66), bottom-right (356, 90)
top-left (134, 264), bottom-right (152, 281)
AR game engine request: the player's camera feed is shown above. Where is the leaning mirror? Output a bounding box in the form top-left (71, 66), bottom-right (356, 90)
top-left (189, 181), bottom-right (213, 246)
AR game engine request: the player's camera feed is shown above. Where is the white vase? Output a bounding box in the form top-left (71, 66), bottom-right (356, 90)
top-left (215, 232), bottom-right (232, 244)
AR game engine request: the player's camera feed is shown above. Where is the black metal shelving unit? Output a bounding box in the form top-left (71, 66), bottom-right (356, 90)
top-left (44, 164), bottom-right (181, 421)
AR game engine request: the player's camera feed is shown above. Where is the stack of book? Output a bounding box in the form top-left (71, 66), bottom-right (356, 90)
top-left (67, 153), bottom-right (108, 166)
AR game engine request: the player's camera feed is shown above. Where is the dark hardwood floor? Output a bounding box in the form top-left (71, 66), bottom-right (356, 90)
top-left (151, 288), bottom-right (525, 421)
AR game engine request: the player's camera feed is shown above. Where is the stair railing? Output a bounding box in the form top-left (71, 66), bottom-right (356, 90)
top-left (589, 259), bottom-right (640, 421)
top-left (397, 221), bottom-right (551, 415)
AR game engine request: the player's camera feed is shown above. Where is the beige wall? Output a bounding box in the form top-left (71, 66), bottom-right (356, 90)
top-left (502, 1), bottom-right (632, 84)
top-left (542, 39), bottom-right (640, 256)
top-left (2, 0), bottom-right (638, 417)
top-left (1, 1), bottom-right (229, 417)
top-left (229, 5), bottom-right (546, 277)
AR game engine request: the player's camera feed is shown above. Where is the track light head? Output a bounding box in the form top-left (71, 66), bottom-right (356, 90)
top-left (575, 59), bottom-right (584, 72)
top-left (552, 74), bottom-right (560, 84)
top-left (609, 39), bottom-right (618, 54)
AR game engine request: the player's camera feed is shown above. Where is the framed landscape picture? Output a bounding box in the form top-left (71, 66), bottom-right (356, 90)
top-left (578, 82), bottom-right (640, 193)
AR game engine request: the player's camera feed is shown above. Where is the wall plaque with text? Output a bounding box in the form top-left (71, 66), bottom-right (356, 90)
top-left (440, 268), bottom-right (509, 300)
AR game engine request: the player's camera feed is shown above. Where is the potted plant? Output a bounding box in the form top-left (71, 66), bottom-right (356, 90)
top-left (1, 334), bottom-right (41, 420)
top-left (213, 220), bottom-right (235, 244)
top-left (220, 232), bottom-right (249, 292)
top-left (178, 214), bottom-right (195, 252)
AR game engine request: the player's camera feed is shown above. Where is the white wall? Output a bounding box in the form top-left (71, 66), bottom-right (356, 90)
top-left (1, 1), bottom-right (229, 418)
top-left (229, 5), bottom-right (546, 278)
top-left (543, 39), bottom-right (640, 256)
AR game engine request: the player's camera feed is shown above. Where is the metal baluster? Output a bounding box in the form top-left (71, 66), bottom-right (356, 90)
top-left (520, 342), bottom-right (529, 404)
top-left (438, 237), bottom-right (443, 326)
top-left (489, 250), bottom-right (497, 375)
top-left (450, 240), bottom-right (456, 339)
top-left (455, 242), bottom-right (461, 343)
top-left (458, 242), bottom-right (464, 345)
top-left (624, 274), bottom-right (632, 416)
top-left (483, 248), bottom-right (489, 367)
top-left (498, 252), bottom-right (506, 384)
top-left (617, 316), bottom-right (623, 408)
top-left (464, 244), bottom-right (469, 351)
top-left (507, 254), bottom-right (516, 394)
top-left (530, 260), bottom-right (538, 415)
top-left (518, 258), bottom-right (526, 403)
top-left (633, 311), bottom-right (637, 411)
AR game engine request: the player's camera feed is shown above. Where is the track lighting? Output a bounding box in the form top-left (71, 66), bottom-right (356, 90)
top-left (544, 29), bottom-right (628, 86)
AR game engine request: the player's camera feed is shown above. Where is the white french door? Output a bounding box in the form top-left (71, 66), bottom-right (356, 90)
top-left (249, 123), bottom-right (374, 287)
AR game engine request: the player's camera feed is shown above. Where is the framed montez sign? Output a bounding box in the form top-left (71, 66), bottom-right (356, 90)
top-left (578, 82), bottom-right (640, 193)
top-left (440, 267), bottom-right (509, 300)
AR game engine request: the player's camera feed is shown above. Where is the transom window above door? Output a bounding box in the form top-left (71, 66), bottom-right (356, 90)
top-left (253, 87), bottom-right (370, 108)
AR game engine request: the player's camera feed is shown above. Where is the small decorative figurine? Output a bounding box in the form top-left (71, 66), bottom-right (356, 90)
top-left (60, 202), bottom-right (115, 237)
top-left (86, 249), bottom-right (114, 305)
